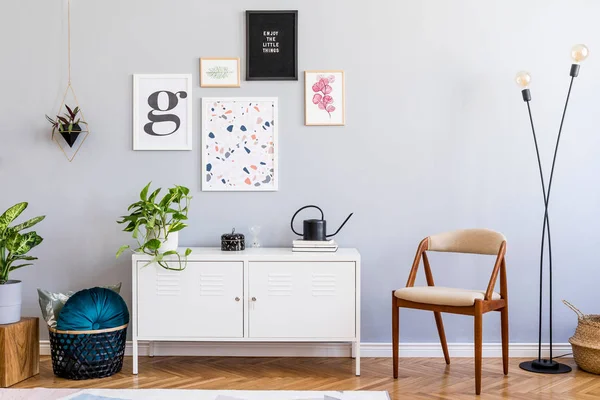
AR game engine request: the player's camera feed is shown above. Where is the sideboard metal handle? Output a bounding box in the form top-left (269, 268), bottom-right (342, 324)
top-left (251, 297), bottom-right (257, 301)
top-left (235, 297), bottom-right (240, 302)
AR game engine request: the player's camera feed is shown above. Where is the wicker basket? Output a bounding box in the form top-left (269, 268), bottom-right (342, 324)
top-left (48, 324), bottom-right (127, 379)
top-left (564, 300), bottom-right (600, 374)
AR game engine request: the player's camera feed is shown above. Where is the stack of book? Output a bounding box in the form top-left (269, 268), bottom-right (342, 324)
top-left (292, 239), bottom-right (338, 252)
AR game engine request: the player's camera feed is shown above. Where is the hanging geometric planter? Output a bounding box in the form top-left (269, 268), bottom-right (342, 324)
top-left (46, 0), bottom-right (90, 162)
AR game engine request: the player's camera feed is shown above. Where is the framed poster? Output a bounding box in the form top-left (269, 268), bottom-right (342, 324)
top-left (133, 74), bottom-right (192, 150)
top-left (200, 58), bottom-right (241, 88)
top-left (202, 97), bottom-right (278, 191)
top-left (305, 70), bottom-right (345, 126)
top-left (246, 10), bottom-right (298, 81)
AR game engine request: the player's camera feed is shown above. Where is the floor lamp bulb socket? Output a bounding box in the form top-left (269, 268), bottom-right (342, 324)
top-left (521, 88), bottom-right (532, 102)
top-left (570, 64), bottom-right (580, 77)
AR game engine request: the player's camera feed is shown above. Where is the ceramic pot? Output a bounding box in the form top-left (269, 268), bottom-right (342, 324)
top-left (0, 280), bottom-right (22, 324)
top-left (147, 227), bottom-right (179, 252)
top-left (59, 123), bottom-right (82, 148)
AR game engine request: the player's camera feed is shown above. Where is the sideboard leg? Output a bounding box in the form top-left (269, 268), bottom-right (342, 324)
top-left (351, 342), bottom-right (356, 359)
top-left (149, 341), bottom-right (155, 358)
top-left (133, 337), bottom-right (138, 375)
top-left (355, 340), bottom-right (361, 376)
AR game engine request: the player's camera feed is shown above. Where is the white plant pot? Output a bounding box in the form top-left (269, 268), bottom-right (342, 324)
top-left (147, 227), bottom-right (179, 253)
top-left (0, 280), bottom-right (22, 325)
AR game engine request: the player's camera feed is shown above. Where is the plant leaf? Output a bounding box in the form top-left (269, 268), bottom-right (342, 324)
top-left (140, 182), bottom-right (152, 201)
top-left (148, 188), bottom-right (161, 203)
top-left (11, 215), bottom-right (45, 232)
top-left (168, 223), bottom-right (187, 233)
top-left (185, 248), bottom-right (192, 257)
top-left (0, 203), bottom-right (27, 232)
top-left (144, 239), bottom-right (161, 251)
top-left (5, 231), bottom-right (43, 255)
top-left (116, 244), bottom-right (130, 258)
top-left (65, 104), bottom-right (75, 118)
top-left (9, 263), bottom-right (33, 271)
top-left (162, 250), bottom-right (177, 256)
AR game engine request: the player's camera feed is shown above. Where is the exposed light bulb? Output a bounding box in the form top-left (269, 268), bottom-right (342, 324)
top-left (515, 71), bottom-right (531, 89)
top-left (571, 44), bottom-right (589, 63)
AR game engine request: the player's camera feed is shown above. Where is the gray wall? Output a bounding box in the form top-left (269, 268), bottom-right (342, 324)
top-left (1, 0), bottom-right (599, 344)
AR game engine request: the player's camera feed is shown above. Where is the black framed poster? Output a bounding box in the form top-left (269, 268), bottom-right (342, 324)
top-left (246, 10), bottom-right (298, 81)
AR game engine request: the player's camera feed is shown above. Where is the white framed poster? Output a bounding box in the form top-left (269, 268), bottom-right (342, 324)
top-left (304, 70), bottom-right (345, 126)
top-left (202, 97), bottom-right (278, 191)
top-left (133, 74), bottom-right (192, 150)
top-left (200, 58), bottom-right (241, 88)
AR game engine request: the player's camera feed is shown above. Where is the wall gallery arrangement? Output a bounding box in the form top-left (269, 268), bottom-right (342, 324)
top-left (132, 74), bottom-right (193, 151)
top-left (202, 98), bottom-right (278, 191)
top-left (50, 7), bottom-right (344, 191)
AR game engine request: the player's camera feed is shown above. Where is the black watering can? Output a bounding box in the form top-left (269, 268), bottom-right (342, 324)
top-left (290, 205), bottom-right (353, 241)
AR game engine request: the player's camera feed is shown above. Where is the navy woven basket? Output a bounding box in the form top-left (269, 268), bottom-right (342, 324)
top-left (48, 324), bottom-right (127, 379)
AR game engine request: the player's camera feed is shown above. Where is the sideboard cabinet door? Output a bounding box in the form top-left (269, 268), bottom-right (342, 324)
top-left (248, 262), bottom-right (356, 339)
top-left (137, 261), bottom-right (243, 338)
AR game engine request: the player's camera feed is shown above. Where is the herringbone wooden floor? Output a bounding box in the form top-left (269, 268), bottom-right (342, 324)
top-left (12, 356), bottom-right (600, 399)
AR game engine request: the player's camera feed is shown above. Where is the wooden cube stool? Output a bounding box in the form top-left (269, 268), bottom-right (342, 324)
top-left (0, 317), bottom-right (39, 387)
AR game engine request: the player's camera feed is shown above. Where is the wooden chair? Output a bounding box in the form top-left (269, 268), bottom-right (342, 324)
top-left (392, 229), bottom-right (508, 395)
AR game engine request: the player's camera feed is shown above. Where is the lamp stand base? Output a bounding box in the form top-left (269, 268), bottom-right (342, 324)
top-left (519, 359), bottom-right (572, 374)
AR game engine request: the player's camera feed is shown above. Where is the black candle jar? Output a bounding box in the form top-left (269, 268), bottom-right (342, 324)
top-left (221, 229), bottom-right (245, 251)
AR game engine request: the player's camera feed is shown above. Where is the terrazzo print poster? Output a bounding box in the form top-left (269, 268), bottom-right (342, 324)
top-left (202, 98), bottom-right (278, 191)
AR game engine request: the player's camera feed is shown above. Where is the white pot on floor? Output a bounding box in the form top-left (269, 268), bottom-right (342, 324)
top-left (0, 280), bottom-right (22, 324)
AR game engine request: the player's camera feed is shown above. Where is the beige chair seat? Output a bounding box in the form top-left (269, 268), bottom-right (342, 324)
top-left (394, 286), bottom-right (501, 307)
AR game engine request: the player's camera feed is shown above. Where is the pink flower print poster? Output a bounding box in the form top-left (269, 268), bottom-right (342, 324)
top-left (305, 71), bottom-right (345, 126)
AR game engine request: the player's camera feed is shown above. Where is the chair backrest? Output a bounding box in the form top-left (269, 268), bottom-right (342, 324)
top-left (427, 228), bottom-right (506, 256)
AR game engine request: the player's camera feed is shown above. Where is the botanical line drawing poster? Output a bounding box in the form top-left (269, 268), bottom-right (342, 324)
top-left (200, 58), bottom-right (240, 88)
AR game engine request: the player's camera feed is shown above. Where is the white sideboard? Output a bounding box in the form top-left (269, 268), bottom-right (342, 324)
top-left (131, 247), bottom-right (361, 375)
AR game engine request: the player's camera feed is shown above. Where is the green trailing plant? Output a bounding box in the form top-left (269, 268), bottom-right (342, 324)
top-left (0, 203), bottom-right (45, 284)
top-left (116, 182), bottom-right (192, 271)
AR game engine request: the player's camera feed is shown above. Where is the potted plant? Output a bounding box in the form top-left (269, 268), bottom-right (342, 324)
top-left (116, 182), bottom-right (192, 271)
top-left (0, 203), bottom-right (45, 324)
top-left (45, 105), bottom-right (87, 148)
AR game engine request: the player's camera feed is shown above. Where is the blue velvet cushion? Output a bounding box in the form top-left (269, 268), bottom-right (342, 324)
top-left (56, 287), bottom-right (129, 331)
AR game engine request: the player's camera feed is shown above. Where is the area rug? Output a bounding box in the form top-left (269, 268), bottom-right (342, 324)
top-left (0, 389), bottom-right (390, 400)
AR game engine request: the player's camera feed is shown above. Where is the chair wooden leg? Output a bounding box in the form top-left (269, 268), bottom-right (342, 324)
top-left (474, 300), bottom-right (483, 395)
top-left (392, 294), bottom-right (399, 379)
top-left (501, 306), bottom-right (509, 375)
top-left (434, 312), bottom-right (450, 365)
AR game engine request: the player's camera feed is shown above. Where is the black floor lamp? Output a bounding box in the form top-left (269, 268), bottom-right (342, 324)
top-left (516, 44), bottom-right (589, 374)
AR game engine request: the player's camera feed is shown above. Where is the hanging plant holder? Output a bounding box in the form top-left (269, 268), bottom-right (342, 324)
top-left (48, 0), bottom-right (90, 162)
